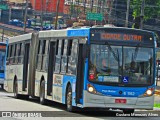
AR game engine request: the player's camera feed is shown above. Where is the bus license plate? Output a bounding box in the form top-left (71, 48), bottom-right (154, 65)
top-left (115, 99), bottom-right (126, 104)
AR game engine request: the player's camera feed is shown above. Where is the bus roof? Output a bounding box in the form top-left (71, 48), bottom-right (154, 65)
top-left (8, 27), bottom-right (155, 44)
top-left (90, 27), bottom-right (154, 34)
top-left (0, 42), bottom-right (7, 45)
top-left (8, 33), bottom-right (32, 43)
top-left (39, 29), bottom-right (67, 38)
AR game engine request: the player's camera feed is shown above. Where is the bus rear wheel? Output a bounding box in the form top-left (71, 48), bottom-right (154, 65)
top-left (123, 109), bottom-right (134, 114)
top-left (13, 81), bottom-right (20, 99)
top-left (66, 85), bottom-right (75, 112)
top-left (40, 80), bottom-right (46, 105)
top-left (1, 84), bottom-right (4, 89)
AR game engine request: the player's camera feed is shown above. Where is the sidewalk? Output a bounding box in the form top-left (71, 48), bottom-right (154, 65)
top-left (155, 81), bottom-right (160, 95)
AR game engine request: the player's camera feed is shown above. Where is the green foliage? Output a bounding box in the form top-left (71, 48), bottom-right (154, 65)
top-left (130, 0), bottom-right (160, 19)
top-left (154, 103), bottom-right (160, 108)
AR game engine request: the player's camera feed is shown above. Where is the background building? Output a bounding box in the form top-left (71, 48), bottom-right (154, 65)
top-left (30, 0), bottom-right (65, 13)
top-left (8, 0), bottom-right (25, 3)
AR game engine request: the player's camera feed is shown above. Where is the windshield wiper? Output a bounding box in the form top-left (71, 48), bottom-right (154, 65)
top-left (133, 43), bottom-right (140, 61)
top-left (105, 42), bottom-right (121, 74)
top-left (106, 42), bottom-right (119, 62)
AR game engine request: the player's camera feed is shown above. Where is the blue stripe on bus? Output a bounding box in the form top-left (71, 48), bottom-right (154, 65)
top-left (84, 81), bottom-right (155, 97)
top-left (67, 29), bottom-right (90, 37)
top-left (0, 73), bottom-right (4, 78)
top-left (84, 58), bottom-right (89, 90)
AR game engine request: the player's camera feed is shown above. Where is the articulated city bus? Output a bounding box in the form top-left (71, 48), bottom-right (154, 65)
top-left (0, 42), bottom-right (7, 89)
top-left (4, 27), bottom-right (156, 113)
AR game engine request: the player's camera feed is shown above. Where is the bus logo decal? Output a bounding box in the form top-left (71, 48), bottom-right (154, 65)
top-left (122, 77), bottom-right (129, 83)
top-left (67, 29), bottom-right (89, 37)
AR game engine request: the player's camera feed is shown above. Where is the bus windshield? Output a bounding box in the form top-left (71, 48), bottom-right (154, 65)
top-left (0, 50), bottom-right (6, 73)
top-left (89, 44), bottom-right (153, 86)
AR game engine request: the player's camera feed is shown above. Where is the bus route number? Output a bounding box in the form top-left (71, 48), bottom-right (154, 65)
top-left (127, 92), bottom-right (135, 96)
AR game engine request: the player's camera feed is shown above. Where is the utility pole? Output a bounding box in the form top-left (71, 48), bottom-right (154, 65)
top-left (24, 0), bottom-right (29, 32)
top-left (77, 0), bottom-right (79, 18)
top-left (90, 0), bottom-right (93, 13)
top-left (125, 0), bottom-right (130, 27)
top-left (55, 0), bottom-right (60, 30)
top-left (140, 0), bottom-right (145, 29)
top-left (108, 0), bottom-right (113, 24)
top-left (41, 0), bottom-right (44, 30)
top-left (83, 0), bottom-right (87, 14)
top-left (1, 29), bottom-right (4, 42)
top-left (8, 6), bottom-right (11, 22)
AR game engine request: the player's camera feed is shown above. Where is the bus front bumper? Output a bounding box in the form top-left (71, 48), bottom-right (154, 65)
top-left (83, 91), bottom-right (154, 110)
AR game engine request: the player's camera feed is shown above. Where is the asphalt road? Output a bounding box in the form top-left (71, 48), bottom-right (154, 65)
top-left (0, 87), bottom-right (159, 120)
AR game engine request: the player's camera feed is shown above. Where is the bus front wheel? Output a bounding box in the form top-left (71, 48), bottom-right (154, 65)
top-left (66, 85), bottom-right (75, 112)
top-left (13, 81), bottom-right (20, 99)
top-left (1, 84), bottom-right (4, 89)
top-left (40, 80), bottom-right (46, 105)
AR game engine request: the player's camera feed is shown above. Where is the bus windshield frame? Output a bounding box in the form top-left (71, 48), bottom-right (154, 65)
top-left (89, 28), bottom-right (155, 87)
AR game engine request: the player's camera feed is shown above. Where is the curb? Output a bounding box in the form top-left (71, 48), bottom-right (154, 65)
top-left (154, 107), bottom-right (160, 111)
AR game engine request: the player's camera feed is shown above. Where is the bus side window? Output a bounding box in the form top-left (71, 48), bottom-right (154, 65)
top-left (37, 40), bottom-right (46, 71)
top-left (67, 39), bottom-right (78, 75)
top-left (7, 45), bottom-right (10, 64)
top-left (44, 40), bottom-right (49, 71)
top-left (61, 40), bottom-right (68, 73)
top-left (55, 40), bottom-right (62, 73)
top-left (10, 45), bottom-right (15, 64)
top-left (15, 43), bottom-right (20, 64)
top-left (41, 40), bottom-right (49, 71)
top-left (37, 40), bottom-right (42, 70)
top-left (13, 44), bottom-right (17, 64)
top-left (20, 43), bottom-right (24, 64)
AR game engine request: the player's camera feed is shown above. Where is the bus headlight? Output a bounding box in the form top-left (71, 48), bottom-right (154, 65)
top-left (88, 86), bottom-right (94, 92)
top-left (87, 84), bottom-right (97, 94)
top-left (146, 89), bottom-right (152, 95)
top-left (143, 88), bottom-right (154, 97)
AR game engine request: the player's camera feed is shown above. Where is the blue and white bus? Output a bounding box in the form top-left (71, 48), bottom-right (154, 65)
top-left (0, 42), bottom-right (7, 89)
top-left (4, 27), bottom-right (156, 113)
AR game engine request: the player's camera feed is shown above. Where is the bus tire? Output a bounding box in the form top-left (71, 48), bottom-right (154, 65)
top-left (13, 81), bottom-right (20, 99)
top-left (123, 109), bottom-right (134, 114)
top-left (22, 95), bottom-right (29, 100)
top-left (66, 85), bottom-right (75, 112)
top-left (1, 84), bottom-right (4, 89)
top-left (40, 80), bottom-right (46, 105)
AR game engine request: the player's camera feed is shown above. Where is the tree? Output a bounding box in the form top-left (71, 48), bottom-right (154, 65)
top-left (130, 0), bottom-right (160, 19)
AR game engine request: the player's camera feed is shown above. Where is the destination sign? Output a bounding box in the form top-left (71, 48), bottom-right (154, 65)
top-left (0, 45), bottom-right (6, 49)
top-left (101, 33), bottom-right (143, 42)
top-left (90, 28), bottom-right (155, 46)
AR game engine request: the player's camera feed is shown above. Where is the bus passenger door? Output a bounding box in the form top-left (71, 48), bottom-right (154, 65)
top-left (47, 42), bottom-right (56, 96)
top-left (76, 44), bottom-right (85, 104)
top-left (23, 43), bottom-right (30, 91)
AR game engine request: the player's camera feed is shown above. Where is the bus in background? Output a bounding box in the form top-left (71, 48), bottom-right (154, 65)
top-left (4, 27), bottom-right (156, 113)
top-left (0, 42), bottom-right (7, 89)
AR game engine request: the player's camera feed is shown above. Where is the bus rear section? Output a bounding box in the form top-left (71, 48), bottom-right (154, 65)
top-left (0, 43), bottom-right (7, 89)
top-left (82, 28), bottom-right (156, 113)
